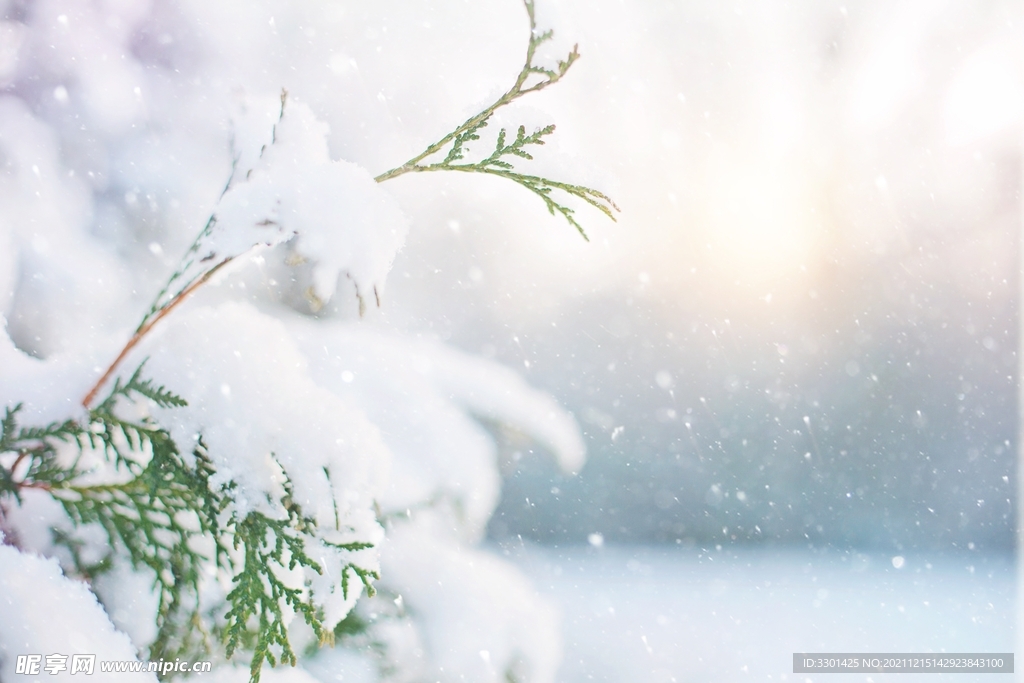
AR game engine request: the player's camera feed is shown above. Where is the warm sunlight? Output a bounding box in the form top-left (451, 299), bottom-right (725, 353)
top-left (696, 151), bottom-right (817, 289)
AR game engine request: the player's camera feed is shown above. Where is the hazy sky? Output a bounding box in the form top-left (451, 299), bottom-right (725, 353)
top-left (361, 0), bottom-right (1022, 551)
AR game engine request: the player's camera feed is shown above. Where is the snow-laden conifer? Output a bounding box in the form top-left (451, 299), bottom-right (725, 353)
top-left (0, 2), bottom-right (614, 682)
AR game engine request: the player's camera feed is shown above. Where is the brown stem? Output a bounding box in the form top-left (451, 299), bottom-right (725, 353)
top-left (10, 451), bottom-right (28, 477)
top-left (82, 257), bottom-right (233, 409)
top-left (14, 480), bottom-right (52, 492)
top-left (372, 2), bottom-right (573, 185)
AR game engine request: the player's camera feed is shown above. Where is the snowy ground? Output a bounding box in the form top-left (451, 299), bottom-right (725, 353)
top-left (502, 544), bottom-right (1014, 683)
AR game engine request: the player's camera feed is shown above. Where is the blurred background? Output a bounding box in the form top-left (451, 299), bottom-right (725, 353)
top-left (215, 0), bottom-right (1020, 677)
top-left (329, 0), bottom-right (1021, 556)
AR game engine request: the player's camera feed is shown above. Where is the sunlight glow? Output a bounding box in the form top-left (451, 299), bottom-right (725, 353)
top-left (696, 152), bottom-right (817, 288)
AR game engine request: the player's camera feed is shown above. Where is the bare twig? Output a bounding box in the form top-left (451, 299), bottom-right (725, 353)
top-left (82, 258), bottom-right (232, 408)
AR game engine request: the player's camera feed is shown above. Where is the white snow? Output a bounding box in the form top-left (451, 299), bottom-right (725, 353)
top-left (0, 538), bottom-right (158, 682)
top-left (214, 99), bottom-right (409, 306)
top-left (381, 516), bottom-right (562, 683)
top-left (0, 97), bottom-right (131, 358)
top-left (508, 544), bottom-right (1014, 683)
top-left (184, 665), bottom-right (325, 683)
top-left (137, 301), bottom-right (390, 630)
top-left (286, 319), bottom-right (586, 542)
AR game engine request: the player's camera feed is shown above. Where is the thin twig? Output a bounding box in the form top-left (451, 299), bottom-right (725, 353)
top-left (10, 451), bottom-right (28, 477)
top-left (81, 0), bottom-right (610, 410)
top-left (14, 480), bottom-right (52, 492)
top-left (82, 258), bottom-right (233, 408)
top-left (373, 0), bottom-right (577, 184)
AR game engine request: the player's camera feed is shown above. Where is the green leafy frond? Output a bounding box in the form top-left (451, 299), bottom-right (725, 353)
top-left (442, 117), bottom-right (489, 165)
top-left (332, 610), bottom-right (369, 640)
top-left (123, 366), bottom-right (189, 409)
top-left (223, 504), bottom-right (325, 682)
top-left (53, 426), bottom-right (221, 663)
top-left (220, 470), bottom-right (380, 682)
top-left (1, 374), bottom-right (221, 667)
top-left (0, 404), bottom-right (19, 447)
top-left (51, 527), bottom-right (115, 579)
top-left (340, 563), bottom-right (380, 602)
top-left (141, 215), bottom-right (219, 332)
top-left (0, 406), bottom-right (86, 504)
top-left (96, 361), bottom-right (187, 412)
top-left (373, 0), bottom-right (618, 239)
top-left (3, 373), bottom-right (380, 683)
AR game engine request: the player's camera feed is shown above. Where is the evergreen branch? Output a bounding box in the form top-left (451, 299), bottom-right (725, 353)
top-left (82, 91), bottom-right (291, 410)
top-left (83, 0), bottom-right (614, 410)
top-left (2, 375), bottom-right (224, 666)
top-left (323, 540), bottom-right (376, 552)
top-left (0, 405), bottom-right (87, 503)
top-left (86, 363), bottom-right (190, 474)
top-left (0, 406), bottom-right (22, 501)
top-left (340, 564), bottom-right (380, 602)
top-left (1, 404), bottom-right (21, 452)
top-left (221, 471), bottom-right (381, 682)
top-left (81, 256), bottom-right (232, 409)
top-left (402, 164), bottom-right (618, 239)
top-left (52, 423), bottom-right (222, 663)
top-left (142, 215), bottom-right (218, 331)
top-left (373, 0), bottom-right (577, 182)
top-left (478, 123), bottom-right (556, 168)
top-left (97, 360), bottom-right (188, 411)
top-left (372, 0), bottom-right (616, 237)
top-left (5, 369), bottom-right (381, 682)
top-left (51, 527), bottom-right (115, 579)
top-left (223, 506), bottom-right (326, 683)
top-left (442, 118), bottom-right (489, 165)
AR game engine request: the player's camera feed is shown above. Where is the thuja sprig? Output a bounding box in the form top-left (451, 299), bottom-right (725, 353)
top-left (222, 481), bottom-right (380, 683)
top-left (79, 89), bottom-right (288, 411)
top-left (374, 0), bottom-right (619, 239)
top-left (223, 506), bottom-right (323, 678)
top-left (0, 372), bottom-right (222, 665)
top-left (137, 90), bottom-right (291, 337)
top-left (55, 441), bottom-right (221, 664)
top-left (3, 370), bottom-right (382, 682)
top-left (0, 406), bottom-right (85, 503)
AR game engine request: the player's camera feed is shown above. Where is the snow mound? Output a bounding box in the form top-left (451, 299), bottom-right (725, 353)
top-left (286, 319), bottom-right (586, 542)
top-left (216, 99), bottom-right (409, 306)
top-left (0, 540), bottom-right (158, 682)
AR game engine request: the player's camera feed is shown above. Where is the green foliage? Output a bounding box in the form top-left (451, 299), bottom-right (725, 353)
top-left (0, 369), bottom-right (222, 665)
top-left (224, 503), bottom-right (324, 676)
top-left (374, 0), bottom-right (618, 239)
top-left (56, 439), bottom-right (221, 664)
top-left (219, 469), bottom-right (380, 682)
top-left (96, 361), bottom-right (190, 410)
top-left (142, 215), bottom-right (219, 333)
top-left (332, 610), bottom-right (369, 639)
top-left (1, 367), bottom-right (379, 683)
top-left (0, 404), bottom-right (84, 504)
